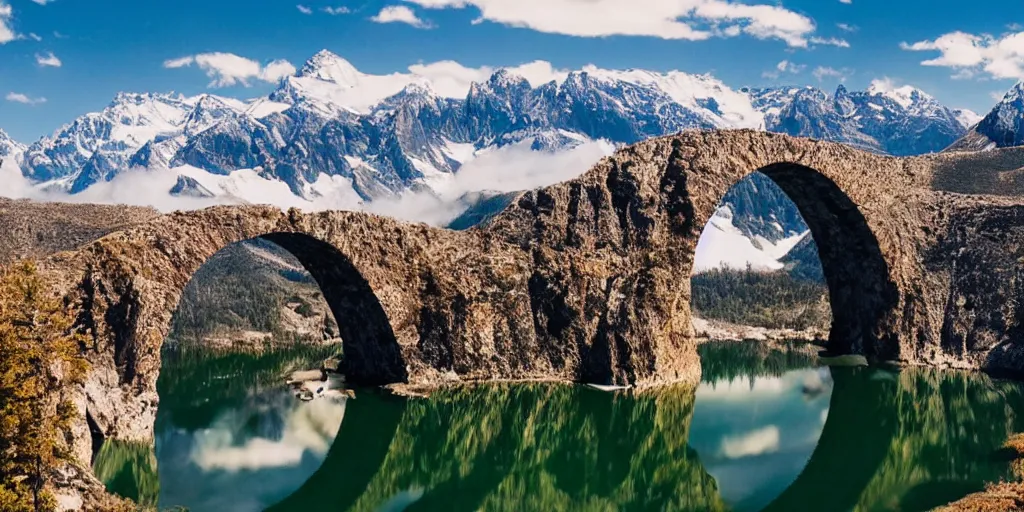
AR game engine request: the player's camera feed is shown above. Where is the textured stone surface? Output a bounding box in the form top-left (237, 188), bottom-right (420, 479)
top-left (20, 129), bottom-right (1024, 470)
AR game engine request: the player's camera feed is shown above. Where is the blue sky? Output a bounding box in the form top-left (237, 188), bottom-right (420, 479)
top-left (0, 0), bottom-right (1021, 142)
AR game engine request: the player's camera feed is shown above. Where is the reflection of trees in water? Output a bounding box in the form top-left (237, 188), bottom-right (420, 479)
top-left (137, 340), bottom-right (1024, 512)
top-left (156, 344), bottom-right (338, 431)
top-left (698, 340), bottom-right (819, 383)
top-left (851, 368), bottom-right (1024, 511)
top-left (91, 440), bottom-right (158, 507)
top-left (765, 366), bottom-right (1024, 512)
top-left (272, 384), bottom-right (727, 512)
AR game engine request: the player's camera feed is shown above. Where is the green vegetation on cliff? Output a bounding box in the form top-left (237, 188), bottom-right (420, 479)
top-left (0, 262), bottom-right (88, 511)
top-left (169, 239), bottom-right (339, 348)
top-left (691, 266), bottom-right (831, 330)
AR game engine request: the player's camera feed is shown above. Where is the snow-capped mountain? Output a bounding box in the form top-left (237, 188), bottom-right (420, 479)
top-left (0, 129), bottom-right (25, 160)
top-left (746, 80), bottom-right (974, 157)
top-left (947, 81), bottom-right (1024, 152)
top-left (0, 50), bottom-right (988, 271)
top-left (22, 93), bottom-right (196, 187)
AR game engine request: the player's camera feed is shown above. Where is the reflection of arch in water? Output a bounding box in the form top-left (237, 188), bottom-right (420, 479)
top-left (272, 365), bottom-right (1024, 511)
top-left (270, 384), bottom-right (727, 511)
top-left (765, 366), bottom-right (1024, 511)
top-left (265, 389), bottom-right (408, 511)
top-left (762, 367), bottom-right (898, 512)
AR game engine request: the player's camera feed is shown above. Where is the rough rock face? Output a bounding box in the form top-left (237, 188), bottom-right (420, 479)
top-left (0, 198), bottom-right (159, 263)
top-left (23, 129), bottom-right (1024, 472)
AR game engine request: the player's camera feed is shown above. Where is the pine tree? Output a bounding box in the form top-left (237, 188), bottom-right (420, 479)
top-left (0, 261), bottom-right (88, 511)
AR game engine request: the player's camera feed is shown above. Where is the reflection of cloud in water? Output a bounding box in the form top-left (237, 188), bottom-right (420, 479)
top-left (377, 488), bottom-right (425, 512)
top-left (157, 390), bottom-right (346, 512)
top-left (689, 367), bottom-right (834, 512)
top-left (720, 425), bottom-right (781, 458)
top-left (191, 397), bottom-right (345, 471)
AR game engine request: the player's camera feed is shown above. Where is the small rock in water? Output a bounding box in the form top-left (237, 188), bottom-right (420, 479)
top-left (586, 383), bottom-right (631, 392)
top-left (286, 368), bottom-right (328, 385)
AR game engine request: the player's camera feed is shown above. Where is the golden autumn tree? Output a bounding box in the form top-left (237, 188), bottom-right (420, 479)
top-left (0, 261), bottom-right (88, 512)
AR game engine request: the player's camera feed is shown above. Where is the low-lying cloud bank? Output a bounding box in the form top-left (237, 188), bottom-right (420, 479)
top-left (0, 138), bottom-right (616, 228)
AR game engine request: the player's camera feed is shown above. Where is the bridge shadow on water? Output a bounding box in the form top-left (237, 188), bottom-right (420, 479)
top-left (266, 343), bottom-right (1024, 512)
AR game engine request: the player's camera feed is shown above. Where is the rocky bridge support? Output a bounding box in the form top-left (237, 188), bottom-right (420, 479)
top-left (28, 129), bottom-right (1024, 467)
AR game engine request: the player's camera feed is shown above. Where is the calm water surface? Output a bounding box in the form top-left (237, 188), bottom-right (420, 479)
top-left (94, 341), bottom-right (1024, 512)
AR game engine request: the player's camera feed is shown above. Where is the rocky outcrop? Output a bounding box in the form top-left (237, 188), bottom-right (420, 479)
top-left (21, 129), bottom-right (1024, 473)
top-left (0, 198), bottom-right (158, 263)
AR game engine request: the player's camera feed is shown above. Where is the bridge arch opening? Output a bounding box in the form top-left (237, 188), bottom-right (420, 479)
top-left (164, 232), bottom-right (407, 384)
top-left (689, 163), bottom-right (898, 359)
top-left (93, 231), bottom-right (406, 509)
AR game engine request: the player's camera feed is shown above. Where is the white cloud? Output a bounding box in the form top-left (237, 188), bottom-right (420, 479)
top-left (324, 6), bottom-right (350, 15)
top-left (163, 52), bottom-right (297, 87)
top-left (297, 4), bottom-right (313, 14)
top-left (0, 2), bottom-right (16, 44)
top-left (810, 36), bottom-right (849, 48)
top-left (371, 5), bottom-right (432, 28)
top-left (259, 59), bottom-right (298, 82)
top-left (35, 51), bottom-right (61, 67)
top-left (836, 23), bottom-right (856, 33)
top-left (162, 56), bottom-right (194, 69)
top-left (839, 0), bottom-right (851, 3)
top-left (367, 137), bottom-right (616, 225)
top-left (6, 92), bottom-right (46, 105)
top-left (407, 59), bottom-right (569, 96)
top-left (812, 65), bottom-right (848, 82)
top-left (762, 59), bottom-right (805, 79)
top-left (901, 30), bottom-right (1024, 80)
top-left (404, 0), bottom-right (820, 47)
top-left (30, 0), bottom-right (53, 4)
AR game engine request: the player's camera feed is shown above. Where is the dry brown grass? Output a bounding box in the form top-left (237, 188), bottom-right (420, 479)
top-left (933, 482), bottom-right (1024, 512)
top-left (936, 434), bottom-right (1024, 511)
top-left (1008, 434), bottom-right (1024, 481)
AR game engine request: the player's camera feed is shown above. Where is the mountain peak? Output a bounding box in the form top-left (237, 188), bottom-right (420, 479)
top-left (299, 50), bottom-right (361, 85)
top-left (867, 79), bottom-right (932, 109)
top-left (997, 80), bottom-right (1024, 104)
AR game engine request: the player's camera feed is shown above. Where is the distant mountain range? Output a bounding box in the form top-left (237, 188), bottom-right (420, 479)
top-left (1, 49), bottom-right (1020, 272)
top-left (946, 81), bottom-right (1024, 152)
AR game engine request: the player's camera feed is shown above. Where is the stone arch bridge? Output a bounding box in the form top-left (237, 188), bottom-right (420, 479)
top-left (29, 129), bottom-right (1024, 466)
